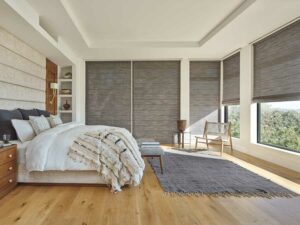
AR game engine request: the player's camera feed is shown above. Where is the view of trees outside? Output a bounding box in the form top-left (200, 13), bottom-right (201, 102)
top-left (227, 105), bottom-right (240, 138)
top-left (259, 101), bottom-right (300, 152)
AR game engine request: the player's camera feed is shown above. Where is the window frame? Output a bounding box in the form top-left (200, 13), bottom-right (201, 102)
top-left (224, 105), bottom-right (240, 138)
top-left (257, 102), bottom-right (300, 153)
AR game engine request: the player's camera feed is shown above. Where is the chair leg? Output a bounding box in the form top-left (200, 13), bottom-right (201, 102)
top-left (206, 135), bottom-right (209, 149)
top-left (221, 141), bottom-right (224, 157)
top-left (159, 156), bottom-right (164, 174)
top-left (230, 136), bottom-right (233, 154)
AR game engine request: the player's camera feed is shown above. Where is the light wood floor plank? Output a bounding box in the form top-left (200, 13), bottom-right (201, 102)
top-left (0, 155), bottom-right (300, 225)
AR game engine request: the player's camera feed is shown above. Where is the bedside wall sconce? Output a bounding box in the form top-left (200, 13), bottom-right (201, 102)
top-left (50, 82), bottom-right (59, 105)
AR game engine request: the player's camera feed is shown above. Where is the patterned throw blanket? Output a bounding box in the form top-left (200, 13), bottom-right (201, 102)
top-left (68, 128), bottom-right (145, 192)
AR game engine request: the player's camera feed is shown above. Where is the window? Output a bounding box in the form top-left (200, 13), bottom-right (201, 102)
top-left (257, 101), bottom-right (300, 153)
top-left (225, 105), bottom-right (240, 138)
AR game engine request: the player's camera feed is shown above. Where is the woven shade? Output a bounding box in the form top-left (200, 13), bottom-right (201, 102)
top-left (133, 61), bottom-right (180, 144)
top-left (222, 52), bottom-right (240, 105)
top-left (85, 61), bottom-right (132, 130)
top-left (253, 20), bottom-right (300, 103)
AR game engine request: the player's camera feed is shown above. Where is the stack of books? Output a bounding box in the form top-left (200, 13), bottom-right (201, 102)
top-left (138, 139), bottom-right (160, 148)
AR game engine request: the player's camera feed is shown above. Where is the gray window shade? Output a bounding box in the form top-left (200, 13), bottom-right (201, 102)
top-left (253, 20), bottom-right (300, 102)
top-left (223, 52), bottom-right (240, 105)
top-left (85, 61), bottom-right (131, 130)
top-left (133, 61), bottom-right (180, 144)
top-left (190, 61), bottom-right (220, 134)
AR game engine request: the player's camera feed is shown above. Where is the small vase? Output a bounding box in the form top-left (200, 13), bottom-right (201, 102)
top-left (63, 100), bottom-right (71, 110)
top-left (177, 120), bottom-right (187, 133)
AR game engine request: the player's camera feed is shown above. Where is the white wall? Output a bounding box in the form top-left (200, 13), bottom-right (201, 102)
top-left (180, 59), bottom-right (190, 125)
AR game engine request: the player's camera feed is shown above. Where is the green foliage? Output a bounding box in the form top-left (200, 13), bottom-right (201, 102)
top-left (228, 105), bottom-right (240, 138)
top-left (260, 104), bottom-right (300, 152)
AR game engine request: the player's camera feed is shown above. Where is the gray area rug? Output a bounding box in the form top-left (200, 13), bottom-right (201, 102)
top-left (148, 152), bottom-right (297, 197)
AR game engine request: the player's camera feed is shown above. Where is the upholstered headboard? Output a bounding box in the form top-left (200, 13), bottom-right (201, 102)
top-left (0, 108), bottom-right (50, 140)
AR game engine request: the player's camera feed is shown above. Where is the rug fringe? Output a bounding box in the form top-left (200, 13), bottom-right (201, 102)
top-left (162, 191), bottom-right (298, 199)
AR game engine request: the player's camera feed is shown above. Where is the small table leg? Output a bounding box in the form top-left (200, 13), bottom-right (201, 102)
top-left (182, 132), bottom-right (184, 148)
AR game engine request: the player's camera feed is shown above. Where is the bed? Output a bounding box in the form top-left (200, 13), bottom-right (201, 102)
top-left (13, 123), bottom-right (108, 184)
top-left (0, 109), bottom-right (145, 191)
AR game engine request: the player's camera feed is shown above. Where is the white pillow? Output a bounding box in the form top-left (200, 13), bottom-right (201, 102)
top-left (48, 115), bottom-right (63, 128)
top-left (11, 119), bottom-right (36, 143)
top-left (29, 115), bottom-right (51, 135)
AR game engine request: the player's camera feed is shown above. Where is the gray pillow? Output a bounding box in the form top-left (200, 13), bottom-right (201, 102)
top-left (18, 108), bottom-right (39, 120)
top-left (0, 109), bottom-right (23, 140)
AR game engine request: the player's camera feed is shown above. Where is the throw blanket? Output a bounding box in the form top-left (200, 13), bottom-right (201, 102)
top-left (68, 128), bottom-right (145, 192)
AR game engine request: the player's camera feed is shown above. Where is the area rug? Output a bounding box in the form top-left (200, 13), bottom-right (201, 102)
top-left (148, 152), bottom-right (297, 197)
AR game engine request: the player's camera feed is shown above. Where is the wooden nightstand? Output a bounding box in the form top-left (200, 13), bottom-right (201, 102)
top-left (0, 144), bottom-right (17, 198)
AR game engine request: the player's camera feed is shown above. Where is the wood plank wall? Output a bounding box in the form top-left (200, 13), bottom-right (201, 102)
top-left (0, 26), bottom-right (46, 110)
top-left (46, 59), bottom-right (57, 115)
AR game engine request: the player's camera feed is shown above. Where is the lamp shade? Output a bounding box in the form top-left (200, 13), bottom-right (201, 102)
top-left (50, 83), bottom-right (59, 89)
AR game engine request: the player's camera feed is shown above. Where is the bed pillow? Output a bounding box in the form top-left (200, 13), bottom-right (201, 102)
top-left (11, 119), bottom-right (36, 143)
top-left (0, 109), bottom-right (23, 140)
top-left (18, 108), bottom-right (39, 120)
top-left (48, 115), bottom-right (63, 128)
top-left (29, 115), bottom-right (51, 135)
top-left (36, 109), bottom-right (50, 117)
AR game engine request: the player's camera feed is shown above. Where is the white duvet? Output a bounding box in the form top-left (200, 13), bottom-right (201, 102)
top-left (25, 122), bottom-right (140, 172)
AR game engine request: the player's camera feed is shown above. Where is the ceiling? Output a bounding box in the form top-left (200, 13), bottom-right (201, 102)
top-left (17, 0), bottom-right (300, 60)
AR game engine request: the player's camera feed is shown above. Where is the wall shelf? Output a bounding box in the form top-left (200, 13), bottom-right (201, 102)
top-left (58, 65), bottom-right (75, 123)
top-left (59, 110), bottom-right (73, 113)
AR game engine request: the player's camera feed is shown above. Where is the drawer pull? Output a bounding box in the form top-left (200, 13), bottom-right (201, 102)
top-left (8, 179), bottom-right (13, 183)
top-left (8, 154), bottom-right (13, 158)
top-left (8, 166), bottom-right (13, 171)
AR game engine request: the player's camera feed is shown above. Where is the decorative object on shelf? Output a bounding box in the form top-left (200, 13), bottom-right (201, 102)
top-left (63, 100), bottom-right (71, 110)
top-left (61, 89), bottom-right (72, 95)
top-left (2, 134), bottom-right (11, 144)
top-left (49, 82), bottom-right (59, 105)
top-left (177, 120), bottom-right (187, 132)
top-left (63, 72), bottom-right (72, 79)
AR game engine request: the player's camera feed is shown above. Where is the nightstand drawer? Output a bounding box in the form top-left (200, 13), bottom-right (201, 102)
top-left (0, 147), bottom-right (16, 165)
top-left (0, 173), bottom-right (16, 190)
top-left (0, 161), bottom-right (16, 178)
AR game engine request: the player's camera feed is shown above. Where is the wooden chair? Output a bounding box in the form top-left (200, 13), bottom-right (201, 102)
top-left (195, 121), bottom-right (233, 156)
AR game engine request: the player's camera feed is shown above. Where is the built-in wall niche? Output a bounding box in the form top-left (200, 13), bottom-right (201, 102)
top-left (58, 65), bottom-right (75, 123)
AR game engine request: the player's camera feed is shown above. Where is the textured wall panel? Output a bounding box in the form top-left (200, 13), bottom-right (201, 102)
top-left (0, 82), bottom-right (44, 103)
top-left (133, 61), bottom-right (180, 144)
top-left (86, 61), bottom-right (131, 130)
top-left (0, 99), bottom-right (45, 110)
top-left (0, 27), bottom-right (46, 68)
top-left (190, 61), bottom-right (220, 135)
top-left (0, 27), bottom-right (46, 110)
top-left (0, 45), bottom-right (45, 79)
top-left (0, 27), bottom-right (45, 67)
top-left (254, 19), bottom-right (300, 102)
top-left (223, 52), bottom-right (240, 104)
top-left (0, 64), bottom-right (45, 91)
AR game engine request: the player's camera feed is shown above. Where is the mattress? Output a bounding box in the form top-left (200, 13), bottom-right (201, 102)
top-left (17, 164), bottom-right (106, 184)
top-left (11, 140), bottom-right (30, 165)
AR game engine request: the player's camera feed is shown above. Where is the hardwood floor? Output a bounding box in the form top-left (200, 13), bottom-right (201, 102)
top-left (1, 154), bottom-right (300, 225)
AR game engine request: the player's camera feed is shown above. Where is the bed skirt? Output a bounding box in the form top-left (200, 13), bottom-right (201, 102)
top-left (17, 164), bottom-right (107, 184)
